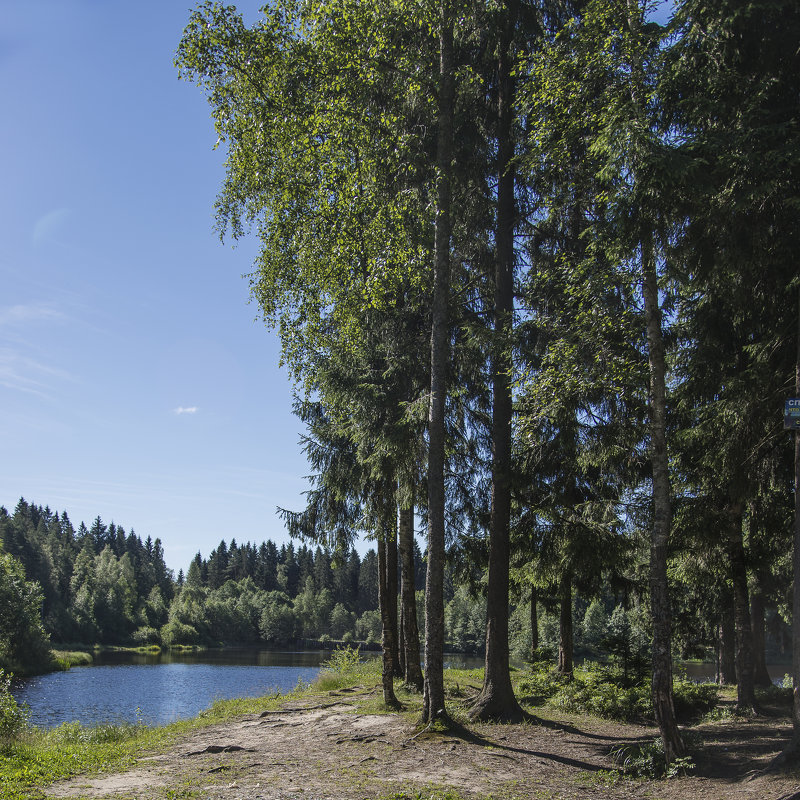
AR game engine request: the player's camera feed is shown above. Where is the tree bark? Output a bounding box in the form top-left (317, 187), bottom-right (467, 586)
top-left (717, 589), bottom-right (737, 685)
top-left (399, 495), bottom-right (424, 692)
top-left (750, 590), bottom-right (772, 688)
top-left (793, 289), bottom-right (800, 745)
top-left (557, 569), bottom-right (573, 677)
top-left (726, 501), bottom-right (757, 712)
top-left (386, 517), bottom-right (402, 678)
top-left (470, 0), bottom-right (523, 724)
top-left (378, 534), bottom-right (400, 709)
top-left (423, 0), bottom-right (454, 725)
top-left (531, 585), bottom-right (539, 656)
top-left (772, 286), bottom-right (800, 768)
top-left (642, 234), bottom-right (684, 761)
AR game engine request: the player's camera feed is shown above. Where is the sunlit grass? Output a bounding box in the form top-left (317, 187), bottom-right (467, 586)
top-left (49, 650), bottom-right (93, 670)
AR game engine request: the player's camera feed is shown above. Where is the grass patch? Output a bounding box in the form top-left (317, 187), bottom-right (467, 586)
top-left (49, 650), bottom-right (93, 671)
top-left (315, 645), bottom-right (382, 692)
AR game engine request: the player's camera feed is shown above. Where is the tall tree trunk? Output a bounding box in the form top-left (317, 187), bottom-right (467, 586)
top-left (423, 0), bottom-right (454, 725)
top-left (793, 289), bottom-right (800, 746)
top-left (718, 588), bottom-right (737, 685)
top-left (378, 533), bottom-right (400, 709)
top-left (751, 589), bottom-right (772, 688)
top-left (557, 570), bottom-right (573, 678)
top-left (726, 502), bottom-right (757, 712)
top-left (773, 286), bottom-right (800, 767)
top-left (386, 517), bottom-right (402, 678)
top-left (642, 235), bottom-right (684, 761)
top-left (790, 290), bottom-right (800, 752)
top-left (399, 494), bottom-right (424, 692)
top-left (399, 601), bottom-right (407, 678)
top-left (471, 0), bottom-right (522, 724)
top-left (530, 585), bottom-right (539, 656)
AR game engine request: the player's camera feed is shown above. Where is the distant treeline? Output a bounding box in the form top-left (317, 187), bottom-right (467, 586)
top-left (0, 499), bottom-right (431, 668)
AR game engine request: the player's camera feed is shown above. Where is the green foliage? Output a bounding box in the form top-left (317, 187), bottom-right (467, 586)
top-left (316, 645), bottom-right (380, 691)
top-left (0, 551), bottom-right (50, 675)
top-left (611, 737), bottom-right (696, 779)
top-left (671, 677), bottom-right (719, 719)
top-left (516, 662), bottom-right (718, 723)
top-left (323, 644), bottom-right (362, 674)
top-left (444, 587), bottom-right (485, 654)
top-left (49, 650), bottom-right (93, 670)
top-left (549, 667), bottom-right (652, 721)
top-left (754, 681), bottom-right (793, 705)
top-left (0, 670), bottom-right (29, 743)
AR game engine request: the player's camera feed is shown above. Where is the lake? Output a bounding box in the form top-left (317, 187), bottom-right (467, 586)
top-left (13, 649), bottom-right (485, 728)
top-left (16, 650), bottom-right (775, 729)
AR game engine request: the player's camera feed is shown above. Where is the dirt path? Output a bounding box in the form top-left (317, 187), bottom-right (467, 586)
top-left (48, 689), bottom-right (800, 800)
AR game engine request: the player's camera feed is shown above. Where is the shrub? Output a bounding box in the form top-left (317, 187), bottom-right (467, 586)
top-left (672, 677), bottom-right (718, 718)
top-left (131, 626), bottom-right (160, 646)
top-left (611, 737), bottom-right (695, 779)
top-left (159, 619), bottom-right (199, 646)
top-left (516, 665), bottom-right (563, 704)
top-left (316, 645), bottom-right (379, 690)
top-left (0, 670), bottom-right (29, 742)
top-left (323, 644), bottom-right (362, 674)
top-left (550, 671), bottom-right (652, 721)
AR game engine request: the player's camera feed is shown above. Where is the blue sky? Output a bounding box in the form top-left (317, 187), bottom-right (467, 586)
top-left (1, 0), bottom-right (311, 572)
top-left (2, 1), bottom-right (675, 574)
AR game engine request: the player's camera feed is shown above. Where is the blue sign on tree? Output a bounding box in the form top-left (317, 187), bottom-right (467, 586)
top-left (785, 399), bottom-right (800, 430)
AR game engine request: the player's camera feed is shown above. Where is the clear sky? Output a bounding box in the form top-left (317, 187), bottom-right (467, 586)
top-left (1, 0), bottom-right (313, 573)
top-left (1, 1), bottom-right (675, 575)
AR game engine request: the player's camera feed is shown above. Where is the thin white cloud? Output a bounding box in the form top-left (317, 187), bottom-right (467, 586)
top-left (174, 406), bottom-right (198, 415)
top-left (0, 303), bottom-right (65, 327)
top-left (0, 347), bottom-right (72, 397)
top-left (32, 208), bottom-right (71, 248)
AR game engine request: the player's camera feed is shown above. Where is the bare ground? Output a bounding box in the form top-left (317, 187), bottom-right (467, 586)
top-left (47, 687), bottom-right (800, 800)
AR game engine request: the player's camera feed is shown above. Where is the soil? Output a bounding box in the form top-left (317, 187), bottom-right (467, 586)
top-left (47, 687), bottom-right (800, 800)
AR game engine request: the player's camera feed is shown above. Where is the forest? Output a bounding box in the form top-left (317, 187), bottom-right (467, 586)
top-left (173, 0), bottom-right (799, 766)
top-left (0, 0), bottom-right (798, 778)
top-left (1, 498), bottom-right (674, 665)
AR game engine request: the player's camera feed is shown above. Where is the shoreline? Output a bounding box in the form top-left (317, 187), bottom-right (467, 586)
top-left (3, 662), bottom-right (799, 800)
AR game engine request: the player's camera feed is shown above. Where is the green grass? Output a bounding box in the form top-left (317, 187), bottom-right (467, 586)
top-left (49, 650), bottom-right (93, 671)
top-left (315, 645), bottom-right (383, 691)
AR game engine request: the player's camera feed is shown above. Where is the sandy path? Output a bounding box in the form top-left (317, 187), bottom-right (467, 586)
top-left (46, 690), bottom-right (800, 800)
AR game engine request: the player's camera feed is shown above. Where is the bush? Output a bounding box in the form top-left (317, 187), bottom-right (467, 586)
top-left (131, 626), bottom-right (160, 646)
top-left (159, 619), bottom-right (199, 646)
top-left (517, 662), bottom-right (719, 722)
top-left (0, 670), bottom-right (29, 742)
top-left (672, 677), bottom-right (718, 718)
top-left (316, 645), bottom-right (379, 691)
top-left (550, 670), bottom-right (652, 721)
top-left (611, 737), bottom-right (695, 779)
top-left (516, 664), bottom-right (564, 704)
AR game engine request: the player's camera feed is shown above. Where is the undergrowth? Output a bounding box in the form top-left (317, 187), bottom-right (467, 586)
top-left (515, 661), bottom-right (718, 723)
top-left (610, 736), bottom-right (697, 779)
top-left (315, 645), bottom-right (382, 691)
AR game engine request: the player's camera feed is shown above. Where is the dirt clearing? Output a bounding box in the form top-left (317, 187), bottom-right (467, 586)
top-left (47, 688), bottom-right (800, 800)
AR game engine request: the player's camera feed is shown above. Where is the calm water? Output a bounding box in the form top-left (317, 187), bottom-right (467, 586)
top-left (679, 661), bottom-right (788, 685)
top-left (13, 649), bottom-right (485, 728)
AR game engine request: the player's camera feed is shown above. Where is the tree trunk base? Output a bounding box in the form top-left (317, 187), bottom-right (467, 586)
top-left (766, 735), bottom-right (800, 772)
top-left (383, 695), bottom-right (404, 711)
top-left (468, 689), bottom-right (525, 723)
